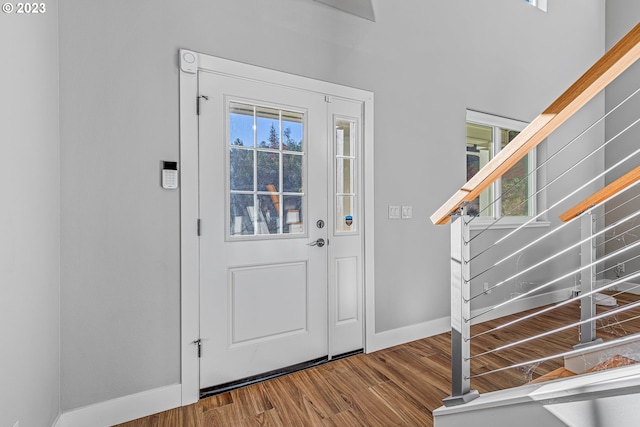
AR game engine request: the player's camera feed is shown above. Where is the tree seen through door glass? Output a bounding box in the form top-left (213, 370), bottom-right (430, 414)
top-left (228, 102), bottom-right (305, 236)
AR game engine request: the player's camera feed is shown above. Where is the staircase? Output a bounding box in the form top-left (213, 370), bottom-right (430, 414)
top-left (430, 22), bottom-right (640, 427)
top-left (531, 354), bottom-right (637, 384)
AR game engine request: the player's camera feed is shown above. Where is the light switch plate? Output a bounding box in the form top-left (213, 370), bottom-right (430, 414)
top-left (402, 205), bottom-right (413, 219)
top-left (388, 205), bottom-right (400, 219)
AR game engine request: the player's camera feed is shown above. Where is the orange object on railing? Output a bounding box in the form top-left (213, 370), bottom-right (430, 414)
top-left (559, 165), bottom-right (640, 222)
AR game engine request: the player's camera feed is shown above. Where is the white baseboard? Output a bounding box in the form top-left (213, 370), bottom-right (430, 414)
top-left (470, 288), bottom-right (570, 324)
top-left (367, 316), bottom-right (451, 353)
top-left (54, 384), bottom-right (182, 427)
top-left (366, 289), bottom-right (569, 354)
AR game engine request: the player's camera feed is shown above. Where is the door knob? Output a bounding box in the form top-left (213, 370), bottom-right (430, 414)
top-left (307, 238), bottom-right (325, 248)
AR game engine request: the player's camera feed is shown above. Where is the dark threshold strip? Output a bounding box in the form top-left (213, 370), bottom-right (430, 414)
top-left (200, 349), bottom-right (364, 399)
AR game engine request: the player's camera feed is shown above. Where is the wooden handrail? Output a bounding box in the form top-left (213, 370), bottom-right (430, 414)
top-left (431, 22), bottom-right (640, 225)
top-left (559, 165), bottom-right (640, 222)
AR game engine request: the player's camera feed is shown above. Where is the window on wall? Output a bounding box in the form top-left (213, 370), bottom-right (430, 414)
top-left (524, 0), bottom-right (547, 12)
top-left (466, 110), bottom-right (536, 221)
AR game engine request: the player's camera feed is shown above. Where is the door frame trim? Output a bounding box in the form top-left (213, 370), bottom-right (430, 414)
top-left (178, 50), bottom-right (375, 405)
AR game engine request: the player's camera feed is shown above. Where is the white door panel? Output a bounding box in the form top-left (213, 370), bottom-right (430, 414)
top-left (198, 71), bottom-right (328, 388)
top-left (229, 262), bottom-right (308, 345)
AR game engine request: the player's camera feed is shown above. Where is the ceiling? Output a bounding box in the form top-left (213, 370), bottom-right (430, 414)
top-left (313, 0), bottom-right (376, 22)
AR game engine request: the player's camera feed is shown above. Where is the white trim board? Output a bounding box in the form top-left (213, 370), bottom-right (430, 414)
top-left (179, 49), bottom-right (375, 404)
top-left (54, 384), bottom-right (181, 427)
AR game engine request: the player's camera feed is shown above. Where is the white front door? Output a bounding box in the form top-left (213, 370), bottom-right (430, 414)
top-left (199, 70), bottom-right (363, 390)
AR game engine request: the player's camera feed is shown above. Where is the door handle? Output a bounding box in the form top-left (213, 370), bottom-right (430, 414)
top-left (307, 238), bottom-right (325, 248)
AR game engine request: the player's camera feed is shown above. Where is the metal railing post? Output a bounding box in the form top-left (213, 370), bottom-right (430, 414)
top-left (576, 210), bottom-right (602, 348)
top-left (443, 211), bottom-right (479, 406)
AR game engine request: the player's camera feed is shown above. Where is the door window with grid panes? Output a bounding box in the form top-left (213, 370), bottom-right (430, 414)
top-left (228, 102), bottom-right (305, 237)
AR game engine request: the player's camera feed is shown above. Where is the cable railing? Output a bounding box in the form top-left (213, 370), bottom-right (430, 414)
top-left (432, 22), bottom-right (640, 407)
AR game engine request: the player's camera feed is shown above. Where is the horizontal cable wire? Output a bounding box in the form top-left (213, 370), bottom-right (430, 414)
top-left (598, 221), bottom-right (640, 250)
top-left (465, 301), bottom-right (640, 360)
top-left (466, 144), bottom-right (640, 291)
top-left (468, 209), bottom-right (640, 302)
top-left (467, 85), bottom-right (640, 228)
top-left (469, 179), bottom-right (640, 285)
top-left (597, 191), bottom-right (640, 223)
top-left (595, 253), bottom-right (640, 285)
top-left (611, 276), bottom-right (640, 299)
top-left (469, 331), bottom-right (640, 379)
top-left (469, 298), bottom-right (640, 361)
top-left (468, 269), bottom-right (640, 341)
top-left (596, 312), bottom-right (640, 332)
top-left (467, 117), bottom-right (640, 259)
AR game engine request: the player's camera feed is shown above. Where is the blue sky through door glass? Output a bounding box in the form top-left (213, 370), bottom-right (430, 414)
top-left (230, 103), bottom-right (255, 147)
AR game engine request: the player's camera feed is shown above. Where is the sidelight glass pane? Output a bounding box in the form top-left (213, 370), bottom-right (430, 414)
top-left (283, 195), bottom-right (304, 234)
top-left (500, 129), bottom-right (530, 216)
top-left (337, 158), bottom-right (353, 195)
top-left (257, 151), bottom-right (280, 192)
top-left (336, 196), bottom-right (355, 232)
top-left (466, 122), bottom-right (493, 217)
top-left (230, 148), bottom-right (254, 191)
top-left (230, 194), bottom-right (255, 236)
top-left (230, 102), bottom-right (255, 147)
top-left (336, 119), bottom-right (353, 157)
top-left (335, 118), bottom-right (357, 234)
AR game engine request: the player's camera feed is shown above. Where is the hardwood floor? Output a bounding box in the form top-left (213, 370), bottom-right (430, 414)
top-left (115, 292), bottom-right (640, 427)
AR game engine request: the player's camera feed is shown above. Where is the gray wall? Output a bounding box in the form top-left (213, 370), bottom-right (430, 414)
top-left (0, 1), bottom-right (61, 426)
top-left (605, 2), bottom-right (640, 279)
top-left (59, 0), bottom-right (606, 410)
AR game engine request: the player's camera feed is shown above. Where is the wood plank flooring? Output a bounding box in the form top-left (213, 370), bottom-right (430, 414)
top-left (114, 292), bottom-right (640, 427)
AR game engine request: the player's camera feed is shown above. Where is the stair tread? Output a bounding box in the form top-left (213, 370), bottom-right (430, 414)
top-left (530, 367), bottom-right (577, 384)
top-left (586, 354), bottom-right (637, 373)
top-left (529, 354), bottom-right (638, 385)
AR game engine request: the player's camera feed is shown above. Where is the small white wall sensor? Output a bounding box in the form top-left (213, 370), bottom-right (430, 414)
top-left (162, 161), bottom-right (178, 189)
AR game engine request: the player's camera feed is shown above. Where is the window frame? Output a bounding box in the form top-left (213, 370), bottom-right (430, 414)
top-left (525, 0), bottom-right (547, 12)
top-left (466, 110), bottom-right (546, 230)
